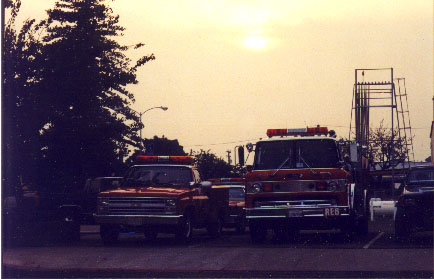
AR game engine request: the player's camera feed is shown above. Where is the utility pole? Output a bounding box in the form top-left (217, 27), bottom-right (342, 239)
top-left (226, 150), bottom-right (232, 165)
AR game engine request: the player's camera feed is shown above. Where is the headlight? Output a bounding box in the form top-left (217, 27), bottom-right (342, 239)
top-left (97, 197), bottom-right (109, 214)
top-left (327, 181), bottom-right (338, 192)
top-left (98, 198), bottom-right (109, 206)
top-left (165, 199), bottom-right (177, 213)
top-left (252, 183), bottom-right (262, 193)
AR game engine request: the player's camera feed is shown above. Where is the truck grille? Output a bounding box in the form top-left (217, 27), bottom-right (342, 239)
top-left (107, 197), bottom-right (166, 215)
top-left (255, 199), bottom-right (336, 208)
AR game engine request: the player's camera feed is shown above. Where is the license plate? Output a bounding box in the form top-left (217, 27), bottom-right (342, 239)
top-left (288, 209), bottom-right (303, 217)
top-left (324, 207), bottom-right (340, 217)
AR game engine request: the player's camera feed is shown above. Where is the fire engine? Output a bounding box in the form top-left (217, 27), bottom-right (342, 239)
top-left (244, 126), bottom-right (368, 242)
top-left (94, 156), bottom-right (229, 244)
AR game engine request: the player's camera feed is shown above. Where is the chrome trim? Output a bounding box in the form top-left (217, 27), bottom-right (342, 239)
top-left (245, 206), bottom-right (350, 219)
top-left (94, 214), bottom-right (183, 225)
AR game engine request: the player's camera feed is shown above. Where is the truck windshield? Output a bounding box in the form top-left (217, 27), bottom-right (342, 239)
top-left (123, 166), bottom-right (192, 187)
top-left (407, 169), bottom-right (434, 183)
top-left (254, 139), bottom-right (339, 170)
top-left (229, 187), bottom-right (245, 201)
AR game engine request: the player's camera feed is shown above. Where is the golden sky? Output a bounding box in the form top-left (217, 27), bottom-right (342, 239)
top-left (15, 0), bottom-right (434, 162)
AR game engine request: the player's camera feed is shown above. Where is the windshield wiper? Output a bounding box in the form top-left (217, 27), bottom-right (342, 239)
top-left (270, 155), bottom-right (291, 177)
top-left (298, 150), bottom-right (317, 175)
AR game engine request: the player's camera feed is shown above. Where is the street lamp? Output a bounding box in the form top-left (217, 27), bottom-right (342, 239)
top-left (114, 106), bottom-right (168, 141)
top-left (135, 106), bottom-right (168, 140)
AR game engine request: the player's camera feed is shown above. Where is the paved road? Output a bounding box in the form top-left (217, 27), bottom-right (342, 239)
top-left (3, 217), bottom-right (433, 278)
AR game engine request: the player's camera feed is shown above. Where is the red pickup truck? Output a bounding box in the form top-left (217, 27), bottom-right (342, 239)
top-left (94, 156), bottom-right (229, 244)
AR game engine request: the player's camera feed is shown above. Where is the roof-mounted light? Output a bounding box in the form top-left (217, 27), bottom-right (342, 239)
top-left (266, 126), bottom-right (329, 137)
top-left (135, 156), bottom-right (194, 165)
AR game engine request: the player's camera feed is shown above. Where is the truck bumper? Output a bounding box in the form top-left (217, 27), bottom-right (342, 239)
top-left (246, 206), bottom-right (351, 229)
top-left (246, 206), bottom-right (350, 219)
top-left (94, 214), bottom-right (183, 226)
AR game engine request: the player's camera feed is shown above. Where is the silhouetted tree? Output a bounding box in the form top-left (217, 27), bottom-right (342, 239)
top-left (2, 0), bottom-right (47, 189)
top-left (193, 150), bottom-right (239, 180)
top-left (3, 0), bottom-right (155, 191)
top-left (125, 136), bottom-right (187, 166)
top-left (36, 0), bottom-right (155, 191)
top-left (365, 121), bottom-right (410, 170)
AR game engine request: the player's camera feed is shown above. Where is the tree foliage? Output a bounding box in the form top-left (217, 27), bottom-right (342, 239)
top-left (365, 121), bottom-right (410, 170)
top-left (3, 0), bottom-right (47, 189)
top-left (193, 150), bottom-right (244, 180)
top-left (124, 136), bottom-right (187, 166)
top-left (3, 0), bottom-right (155, 191)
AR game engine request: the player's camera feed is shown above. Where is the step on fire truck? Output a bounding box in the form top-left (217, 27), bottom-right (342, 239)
top-left (243, 126), bottom-right (369, 242)
top-left (94, 156), bottom-right (229, 244)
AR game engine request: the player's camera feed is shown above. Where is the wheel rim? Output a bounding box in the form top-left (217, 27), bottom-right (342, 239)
top-left (183, 218), bottom-right (191, 238)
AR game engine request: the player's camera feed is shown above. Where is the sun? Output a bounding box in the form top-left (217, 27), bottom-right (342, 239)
top-left (243, 35), bottom-right (266, 50)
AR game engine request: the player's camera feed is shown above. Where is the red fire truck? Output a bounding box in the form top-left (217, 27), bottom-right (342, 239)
top-left (244, 126), bottom-right (368, 242)
top-left (94, 156), bottom-right (228, 244)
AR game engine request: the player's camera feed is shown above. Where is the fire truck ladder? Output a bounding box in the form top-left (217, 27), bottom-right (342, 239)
top-left (350, 68), bottom-right (411, 175)
top-left (394, 77), bottom-right (415, 163)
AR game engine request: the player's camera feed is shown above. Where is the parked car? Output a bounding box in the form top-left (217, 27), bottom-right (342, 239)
top-left (394, 166), bottom-right (434, 241)
top-left (208, 178), bottom-right (246, 233)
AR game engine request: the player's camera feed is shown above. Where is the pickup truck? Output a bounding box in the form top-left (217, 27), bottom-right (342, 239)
top-left (94, 156), bottom-right (229, 244)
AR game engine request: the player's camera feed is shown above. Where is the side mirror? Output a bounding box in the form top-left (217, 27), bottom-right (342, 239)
top-left (246, 165), bottom-right (253, 172)
top-left (246, 143), bottom-right (254, 153)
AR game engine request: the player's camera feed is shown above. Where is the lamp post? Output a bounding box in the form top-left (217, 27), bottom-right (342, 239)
top-left (115, 106), bottom-right (168, 141)
top-left (135, 106), bottom-right (168, 140)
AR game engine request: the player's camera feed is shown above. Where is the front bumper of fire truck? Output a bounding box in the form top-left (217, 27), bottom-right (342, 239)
top-left (245, 205), bottom-right (350, 219)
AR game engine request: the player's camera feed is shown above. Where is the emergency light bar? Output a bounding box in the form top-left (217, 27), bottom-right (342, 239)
top-left (136, 156), bottom-right (194, 165)
top-left (266, 126), bottom-right (329, 137)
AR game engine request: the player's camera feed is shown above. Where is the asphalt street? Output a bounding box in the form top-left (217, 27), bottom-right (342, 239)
top-left (2, 217), bottom-right (433, 278)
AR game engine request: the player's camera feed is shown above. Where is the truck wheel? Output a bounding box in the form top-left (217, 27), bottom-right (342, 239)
top-left (207, 216), bottom-right (223, 238)
top-left (176, 215), bottom-right (192, 243)
top-left (59, 212), bottom-right (80, 243)
top-left (236, 215), bottom-right (246, 234)
top-left (100, 224), bottom-right (120, 245)
top-left (249, 221), bottom-right (267, 243)
top-left (395, 209), bottom-right (410, 242)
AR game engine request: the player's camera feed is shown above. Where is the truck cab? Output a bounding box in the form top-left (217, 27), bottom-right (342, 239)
top-left (94, 156), bottom-right (228, 244)
top-left (245, 127), bottom-right (358, 242)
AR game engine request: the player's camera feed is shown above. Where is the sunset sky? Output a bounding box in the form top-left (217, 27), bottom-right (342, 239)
top-left (14, 0), bottom-right (433, 162)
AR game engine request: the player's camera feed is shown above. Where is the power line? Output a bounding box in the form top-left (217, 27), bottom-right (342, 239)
top-left (184, 138), bottom-right (260, 148)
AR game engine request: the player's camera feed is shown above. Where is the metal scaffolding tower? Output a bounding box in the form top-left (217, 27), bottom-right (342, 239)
top-left (350, 68), bottom-right (414, 176)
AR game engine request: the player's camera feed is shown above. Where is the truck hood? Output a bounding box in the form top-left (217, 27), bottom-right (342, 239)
top-left (99, 187), bottom-right (192, 198)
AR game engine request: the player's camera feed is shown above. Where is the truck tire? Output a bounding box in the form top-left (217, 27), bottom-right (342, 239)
top-left (207, 216), bottom-right (223, 238)
top-left (59, 211), bottom-right (80, 243)
top-left (236, 215), bottom-right (246, 234)
top-left (100, 224), bottom-right (120, 245)
top-left (176, 215), bottom-right (192, 243)
top-left (395, 208), bottom-right (410, 242)
top-left (249, 220), bottom-right (267, 243)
